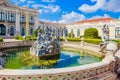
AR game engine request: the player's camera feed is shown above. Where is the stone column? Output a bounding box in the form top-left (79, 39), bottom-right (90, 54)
top-left (15, 10), bottom-right (20, 36)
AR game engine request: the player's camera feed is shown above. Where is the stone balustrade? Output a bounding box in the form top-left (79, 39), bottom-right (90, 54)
top-left (0, 41), bottom-right (33, 49)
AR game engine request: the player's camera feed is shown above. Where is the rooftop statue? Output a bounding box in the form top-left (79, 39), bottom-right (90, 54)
top-left (100, 25), bottom-right (119, 53)
top-left (30, 27), bottom-right (60, 59)
top-left (101, 24), bottom-right (109, 42)
top-left (99, 25), bottom-right (110, 52)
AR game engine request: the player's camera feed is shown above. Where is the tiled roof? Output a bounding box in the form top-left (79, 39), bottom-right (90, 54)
top-left (39, 21), bottom-right (66, 26)
top-left (69, 17), bottom-right (116, 25)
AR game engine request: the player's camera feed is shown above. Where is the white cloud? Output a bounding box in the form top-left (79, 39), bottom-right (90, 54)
top-left (40, 19), bottom-right (57, 23)
top-left (27, 1), bottom-right (35, 4)
top-left (89, 14), bottom-right (110, 19)
top-left (32, 4), bottom-right (40, 8)
top-left (19, 0), bottom-right (26, 2)
top-left (104, 0), bottom-right (120, 12)
top-left (39, 9), bottom-right (42, 13)
top-left (79, 0), bottom-right (120, 13)
top-left (38, 4), bottom-right (60, 13)
top-left (42, 0), bottom-right (56, 3)
top-left (79, 0), bottom-right (106, 13)
top-left (58, 11), bottom-right (86, 23)
top-left (118, 17), bottom-right (120, 20)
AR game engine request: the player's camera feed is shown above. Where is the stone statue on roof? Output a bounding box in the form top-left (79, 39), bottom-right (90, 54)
top-left (99, 24), bottom-right (110, 52)
top-left (101, 24), bottom-right (109, 42)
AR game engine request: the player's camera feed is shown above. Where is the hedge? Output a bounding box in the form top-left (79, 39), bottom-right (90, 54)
top-left (14, 36), bottom-right (37, 41)
top-left (0, 37), bottom-right (3, 42)
top-left (66, 37), bottom-right (102, 44)
top-left (66, 37), bottom-right (81, 42)
top-left (58, 36), bottom-right (63, 41)
top-left (111, 39), bottom-right (120, 45)
top-left (85, 38), bottom-right (102, 44)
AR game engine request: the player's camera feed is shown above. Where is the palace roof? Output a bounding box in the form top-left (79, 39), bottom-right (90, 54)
top-left (68, 17), bottom-right (116, 25)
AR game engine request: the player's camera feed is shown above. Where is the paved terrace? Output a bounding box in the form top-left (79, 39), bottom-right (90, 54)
top-left (3, 39), bottom-right (21, 42)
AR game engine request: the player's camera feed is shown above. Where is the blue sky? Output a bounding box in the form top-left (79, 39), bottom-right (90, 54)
top-left (9, 0), bottom-right (120, 23)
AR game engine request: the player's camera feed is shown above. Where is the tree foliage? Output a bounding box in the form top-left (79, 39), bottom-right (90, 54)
top-left (34, 28), bottom-right (44, 37)
top-left (68, 32), bottom-right (75, 38)
top-left (84, 28), bottom-right (98, 38)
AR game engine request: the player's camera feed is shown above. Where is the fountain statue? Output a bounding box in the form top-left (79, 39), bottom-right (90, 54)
top-left (30, 27), bottom-right (60, 59)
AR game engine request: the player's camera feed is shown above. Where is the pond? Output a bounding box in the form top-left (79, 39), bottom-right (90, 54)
top-left (4, 50), bottom-right (101, 69)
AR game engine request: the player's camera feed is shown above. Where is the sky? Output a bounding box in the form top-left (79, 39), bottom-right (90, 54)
top-left (9, 0), bottom-right (120, 23)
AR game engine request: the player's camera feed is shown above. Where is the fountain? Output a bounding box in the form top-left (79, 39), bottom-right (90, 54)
top-left (30, 27), bottom-right (60, 59)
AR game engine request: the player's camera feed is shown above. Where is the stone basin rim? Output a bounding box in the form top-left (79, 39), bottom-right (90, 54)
top-left (0, 46), bottom-right (106, 76)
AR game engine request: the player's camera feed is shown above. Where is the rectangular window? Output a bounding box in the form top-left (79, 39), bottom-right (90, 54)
top-left (77, 29), bottom-right (80, 37)
top-left (71, 29), bottom-right (73, 33)
top-left (115, 27), bottom-right (120, 38)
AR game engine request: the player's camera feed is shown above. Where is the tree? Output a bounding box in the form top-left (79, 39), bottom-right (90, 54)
top-left (68, 32), bottom-right (75, 38)
top-left (34, 28), bottom-right (44, 37)
top-left (84, 28), bottom-right (98, 38)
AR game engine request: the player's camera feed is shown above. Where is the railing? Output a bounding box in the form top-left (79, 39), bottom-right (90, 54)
top-left (0, 42), bottom-right (118, 80)
top-left (0, 61), bottom-right (114, 80)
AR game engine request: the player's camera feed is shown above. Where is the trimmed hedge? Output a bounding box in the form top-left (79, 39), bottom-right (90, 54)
top-left (58, 36), bottom-right (63, 41)
top-left (14, 36), bottom-right (37, 41)
top-left (85, 38), bottom-right (102, 44)
top-left (111, 39), bottom-right (120, 45)
top-left (66, 37), bottom-right (81, 42)
top-left (0, 37), bottom-right (3, 42)
top-left (66, 37), bottom-right (102, 44)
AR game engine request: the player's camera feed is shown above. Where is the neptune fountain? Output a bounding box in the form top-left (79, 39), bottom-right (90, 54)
top-left (30, 27), bottom-right (60, 59)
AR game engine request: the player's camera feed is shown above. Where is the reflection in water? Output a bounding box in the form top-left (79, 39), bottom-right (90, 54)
top-left (4, 50), bottom-right (100, 69)
top-left (80, 51), bottom-right (85, 60)
top-left (0, 52), bottom-right (10, 67)
top-left (5, 51), bottom-right (59, 69)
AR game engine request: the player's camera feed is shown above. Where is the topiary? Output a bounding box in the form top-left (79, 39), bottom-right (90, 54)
top-left (84, 28), bottom-right (98, 38)
top-left (68, 32), bottom-right (75, 38)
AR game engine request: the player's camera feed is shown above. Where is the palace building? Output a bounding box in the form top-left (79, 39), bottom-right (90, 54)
top-left (0, 1), bottom-right (120, 40)
top-left (0, 0), bottom-right (39, 36)
top-left (66, 18), bottom-right (120, 39)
